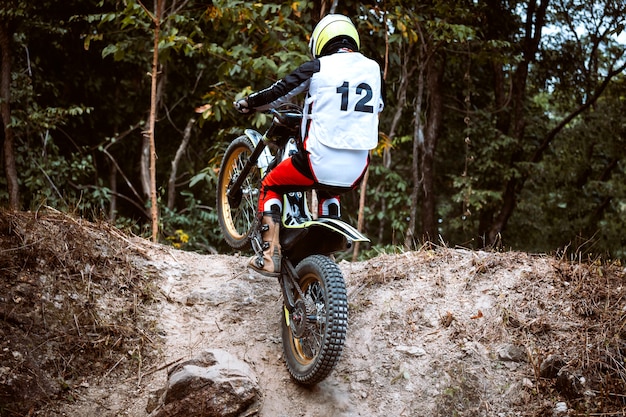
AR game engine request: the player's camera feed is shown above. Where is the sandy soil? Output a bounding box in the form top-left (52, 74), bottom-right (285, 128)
top-left (2, 209), bottom-right (622, 417)
top-left (49, 242), bottom-right (583, 417)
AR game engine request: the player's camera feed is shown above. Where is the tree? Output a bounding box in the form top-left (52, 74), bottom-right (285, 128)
top-left (139, 0), bottom-right (164, 242)
top-left (366, 2), bottom-right (476, 249)
top-left (0, 0), bottom-right (98, 212)
top-left (1, 0), bottom-right (625, 258)
top-left (0, 22), bottom-right (18, 210)
top-left (95, 0), bottom-right (313, 246)
top-left (477, 0), bottom-right (626, 247)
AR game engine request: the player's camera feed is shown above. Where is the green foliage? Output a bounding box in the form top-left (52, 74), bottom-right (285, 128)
top-left (1, 0), bottom-right (625, 260)
top-left (198, 1), bottom-right (312, 123)
top-left (365, 154), bottom-right (413, 246)
top-left (509, 78), bottom-right (626, 259)
top-left (160, 190), bottom-right (222, 253)
top-left (13, 135), bottom-right (111, 214)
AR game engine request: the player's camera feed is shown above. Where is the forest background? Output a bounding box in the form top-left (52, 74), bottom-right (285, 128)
top-left (0, 0), bottom-right (625, 260)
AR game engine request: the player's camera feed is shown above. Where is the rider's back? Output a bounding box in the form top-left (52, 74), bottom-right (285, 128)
top-left (303, 52), bottom-right (384, 152)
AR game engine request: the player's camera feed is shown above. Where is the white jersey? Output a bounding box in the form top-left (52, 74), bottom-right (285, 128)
top-left (303, 52), bottom-right (383, 150)
top-left (247, 50), bottom-right (384, 187)
top-left (302, 52), bottom-right (383, 186)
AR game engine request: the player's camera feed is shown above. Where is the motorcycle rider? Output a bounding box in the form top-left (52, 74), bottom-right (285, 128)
top-left (234, 14), bottom-right (384, 276)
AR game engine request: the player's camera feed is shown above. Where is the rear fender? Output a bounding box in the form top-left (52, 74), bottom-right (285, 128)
top-left (294, 218), bottom-right (369, 243)
top-left (281, 218), bottom-right (369, 262)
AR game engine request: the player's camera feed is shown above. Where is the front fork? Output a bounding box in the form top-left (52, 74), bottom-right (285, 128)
top-left (279, 258), bottom-right (310, 337)
top-left (279, 258), bottom-right (300, 314)
top-left (226, 129), bottom-right (274, 208)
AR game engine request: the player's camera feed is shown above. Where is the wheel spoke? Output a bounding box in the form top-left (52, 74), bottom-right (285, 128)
top-left (293, 282), bottom-right (326, 359)
top-left (300, 332), bottom-right (322, 358)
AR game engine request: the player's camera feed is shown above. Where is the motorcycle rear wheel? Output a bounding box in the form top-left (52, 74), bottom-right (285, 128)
top-left (281, 255), bottom-right (348, 385)
top-left (216, 135), bottom-right (260, 249)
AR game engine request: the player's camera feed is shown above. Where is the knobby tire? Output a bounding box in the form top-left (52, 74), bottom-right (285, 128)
top-left (282, 255), bottom-right (348, 385)
top-left (216, 135), bottom-right (260, 249)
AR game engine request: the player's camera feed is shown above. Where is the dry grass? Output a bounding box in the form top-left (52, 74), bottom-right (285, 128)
top-left (0, 208), bottom-right (160, 416)
top-left (349, 248), bottom-right (626, 416)
top-left (547, 259), bottom-right (626, 415)
top-left (464, 253), bottom-right (626, 415)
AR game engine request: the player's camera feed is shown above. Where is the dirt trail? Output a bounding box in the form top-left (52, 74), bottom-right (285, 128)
top-left (53, 242), bottom-right (565, 417)
top-left (3, 210), bottom-right (623, 416)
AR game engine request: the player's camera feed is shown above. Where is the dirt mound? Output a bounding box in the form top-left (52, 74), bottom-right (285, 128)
top-left (0, 209), bottom-right (160, 415)
top-left (1, 209), bottom-right (625, 416)
top-left (345, 250), bottom-right (626, 415)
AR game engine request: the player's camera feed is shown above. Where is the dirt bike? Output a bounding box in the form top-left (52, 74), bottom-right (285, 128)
top-left (216, 104), bottom-right (369, 385)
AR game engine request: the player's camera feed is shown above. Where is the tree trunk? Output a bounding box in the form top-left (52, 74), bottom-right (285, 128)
top-left (485, 0), bottom-right (549, 246)
top-left (108, 162), bottom-right (117, 221)
top-left (167, 117), bottom-right (195, 210)
top-left (140, 134), bottom-right (151, 199)
top-left (0, 24), bottom-right (19, 210)
top-left (147, 0), bottom-right (165, 242)
top-left (354, 9), bottom-right (392, 258)
top-left (137, 0), bottom-right (166, 241)
top-left (141, 52), bottom-right (167, 199)
top-left (352, 166), bottom-right (368, 261)
top-left (378, 46), bottom-right (416, 243)
top-left (420, 54), bottom-right (445, 242)
top-left (405, 63), bottom-right (425, 249)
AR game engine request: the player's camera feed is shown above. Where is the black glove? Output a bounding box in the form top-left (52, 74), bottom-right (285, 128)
top-left (234, 98), bottom-right (251, 114)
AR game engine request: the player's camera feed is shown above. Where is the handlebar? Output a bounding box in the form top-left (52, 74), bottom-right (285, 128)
top-left (269, 106), bottom-right (302, 130)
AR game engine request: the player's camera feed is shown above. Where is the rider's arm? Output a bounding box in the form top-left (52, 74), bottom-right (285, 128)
top-left (246, 60), bottom-right (320, 111)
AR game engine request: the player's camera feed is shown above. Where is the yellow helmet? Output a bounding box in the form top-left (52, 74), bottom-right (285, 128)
top-left (309, 14), bottom-right (360, 58)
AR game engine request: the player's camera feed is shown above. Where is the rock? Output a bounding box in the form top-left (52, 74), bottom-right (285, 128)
top-left (521, 377), bottom-right (534, 389)
top-left (184, 290), bottom-right (221, 306)
top-left (496, 344), bottom-right (526, 362)
top-left (396, 345), bottom-right (426, 357)
top-left (553, 401), bottom-right (568, 415)
top-left (146, 388), bottom-right (166, 414)
top-left (540, 354), bottom-right (565, 378)
top-left (556, 366), bottom-right (586, 399)
top-left (148, 349), bottom-right (262, 417)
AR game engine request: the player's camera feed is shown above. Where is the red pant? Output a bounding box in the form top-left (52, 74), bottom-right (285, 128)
top-left (259, 157), bottom-right (313, 212)
top-left (258, 157), bottom-right (343, 216)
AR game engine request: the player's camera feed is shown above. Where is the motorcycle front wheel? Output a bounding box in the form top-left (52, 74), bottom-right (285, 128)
top-left (216, 135), bottom-right (260, 249)
top-left (281, 255), bottom-right (348, 385)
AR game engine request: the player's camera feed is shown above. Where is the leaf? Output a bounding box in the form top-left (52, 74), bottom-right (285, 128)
top-left (189, 172), bottom-right (208, 188)
top-left (195, 104), bottom-right (211, 113)
top-left (101, 44), bottom-right (118, 58)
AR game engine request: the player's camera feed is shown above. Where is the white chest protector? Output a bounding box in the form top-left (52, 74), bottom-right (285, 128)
top-left (302, 52), bottom-right (384, 186)
top-left (302, 52), bottom-right (383, 150)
